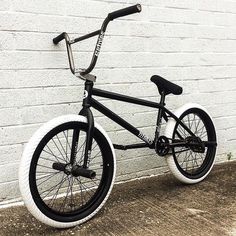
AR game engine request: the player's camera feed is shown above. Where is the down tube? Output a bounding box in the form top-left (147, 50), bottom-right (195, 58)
top-left (90, 98), bottom-right (154, 145)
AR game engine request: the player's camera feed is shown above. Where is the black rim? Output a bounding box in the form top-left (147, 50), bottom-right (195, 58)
top-left (29, 122), bottom-right (114, 222)
top-left (172, 108), bottom-right (216, 179)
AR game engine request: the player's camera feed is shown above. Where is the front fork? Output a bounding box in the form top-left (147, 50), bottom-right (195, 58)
top-left (70, 80), bottom-right (94, 168)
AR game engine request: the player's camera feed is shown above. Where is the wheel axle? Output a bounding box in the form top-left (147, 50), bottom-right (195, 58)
top-left (52, 162), bottom-right (96, 179)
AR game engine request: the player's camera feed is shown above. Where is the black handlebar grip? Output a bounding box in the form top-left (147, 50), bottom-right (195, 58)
top-left (53, 32), bottom-right (66, 44)
top-left (108, 4), bottom-right (142, 21)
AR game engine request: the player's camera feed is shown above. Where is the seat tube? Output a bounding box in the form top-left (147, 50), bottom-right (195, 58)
top-left (79, 80), bottom-right (95, 168)
top-left (155, 92), bottom-right (165, 141)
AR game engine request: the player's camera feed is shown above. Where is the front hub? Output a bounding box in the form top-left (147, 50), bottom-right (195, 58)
top-left (52, 162), bottom-right (96, 179)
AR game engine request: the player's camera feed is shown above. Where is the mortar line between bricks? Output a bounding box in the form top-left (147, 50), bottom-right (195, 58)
top-left (0, 122), bottom-right (232, 136)
top-left (0, 179), bottom-right (19, 185)
top-left (0, 118), bottom-right (157, 129)
top-left (2, 7), bottom-right (236, 24)
top-left (1, 64), bottom-right (236, 71)
top-left (215, 114), bottom-right (236, 119)
top-left (1, 152), bottom-right (157, 168)
top-left (3, 49), bottom-right (236, 55)
top-left (0, 29), bottom-right (235, 42)
top-left (0, 98), bottom-right (235, 112)
top-left (6, 49), bottom-right (236, 54)
top-left (198, 8), bottom-right (236, 15)
top-left (0, 126), bottom-right (234, 148)
top-left (0, 29), bottom-right (206, 39)
top-left (0, 95), bottom-right (159, 109)
top-left (1, 65), bottom-right (236, 72)
top-left (0, 10), bottom-right (199, 27)
top-left (1, 30), bottom-right (236, 42)
top-left (0, 81), bottom-right (171, 90)
top-left (1, 16), bottom-right (236, 31)
top-left (0, 96), bottom-right (158, 108)
top-left (1, 66), bottom-right (236, 71)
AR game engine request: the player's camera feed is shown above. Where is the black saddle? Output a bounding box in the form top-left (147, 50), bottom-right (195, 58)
top-left (151, 75), bottom-right (183, 95)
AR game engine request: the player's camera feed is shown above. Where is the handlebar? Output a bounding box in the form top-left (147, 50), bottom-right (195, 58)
top-left (108, 4), bottom-right (141, 21)
top-left (53, 32), bottom-right (66, 45)
top-left (53, 4), bottom-right (142, 78)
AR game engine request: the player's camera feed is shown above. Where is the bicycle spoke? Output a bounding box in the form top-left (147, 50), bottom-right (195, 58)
top-left (56, 134), bottom-right (69, 162)
top-left (41, 175), bottom-right (68, 200)
top-left (195, 117), bottom-right (201, 133)
top-left (88, 151), bottom-right (102, 164)
top-left (47, 173), bottom-right (67, 208)
top-left (37, 171), bottom-right (61, 187)
top-left (69, 177), bottom-right (76, 211)
top-left (63, 130), bottom-right (71, 156)
top-left (37, 171), bottom-right (60, 174)
top-left (44, 145), bottom-right (65, 163)
top-left (77, 177), bottom-right (84, 206)
top-left (173, 109), bottom-right (215, 177)
top-left (36, 172), bottom-right (60, 181)
top-left (59, 176), bottom-right (71, 213)
top-left (51, 138), bottom-right (67, 162)
top-left (37, 163), bottom-right (55, 170)
top-left (39, 156), bottom-right (56, 162)
top-left (177, 125), bottom-right (187, 138)
top-left (77, 140), bottom-right (86, 164)
top-left (33, 124), bottom-right (108, 217)
top-left (190, 114), bottom-right (195, 131)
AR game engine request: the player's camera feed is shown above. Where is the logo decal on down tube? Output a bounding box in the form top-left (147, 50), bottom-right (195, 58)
top-left (138, 132), bottom-right (153, 145)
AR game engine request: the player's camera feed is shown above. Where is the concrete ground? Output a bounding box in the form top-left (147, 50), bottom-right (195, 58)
top-left (0, 161), bottom-right (235, 236)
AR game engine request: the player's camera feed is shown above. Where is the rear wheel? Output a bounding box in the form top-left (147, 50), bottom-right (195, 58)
top-left (166, 107), bottom-right (217, 183)
top-left (19, 115), bottom-right (116, 228)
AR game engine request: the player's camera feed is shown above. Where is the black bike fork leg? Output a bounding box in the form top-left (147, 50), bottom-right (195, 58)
top-left (70, 128), bottom-right (80, 165)
top-left (77, 80), bottom-right (95, 168)
top-left (80, 108), bottom-right (94, 168)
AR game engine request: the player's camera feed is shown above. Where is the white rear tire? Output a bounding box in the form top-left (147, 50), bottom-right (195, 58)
top-left (164, 103), bottom-right (217, 184)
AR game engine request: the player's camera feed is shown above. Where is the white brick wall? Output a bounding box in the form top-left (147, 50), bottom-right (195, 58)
top-left (0, 0), bottom-right (236, 203)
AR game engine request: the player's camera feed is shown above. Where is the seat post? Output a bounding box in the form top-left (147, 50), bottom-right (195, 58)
top-left (154, 92), bottom-right (166, 142)
top-left (159, 91), bottom-right (165, 106)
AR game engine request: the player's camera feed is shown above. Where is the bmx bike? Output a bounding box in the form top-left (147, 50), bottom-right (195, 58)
top-left (19, 4), bottom-right (217, 228)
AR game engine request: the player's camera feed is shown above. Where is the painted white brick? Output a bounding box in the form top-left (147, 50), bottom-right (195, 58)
top-left (148, 0), bottom-right (196, 10)
top-left (197, 0), bottom-right (236, 14)
top-left (0, 0), bottom-right (236, 203)
top-left (0, 86), bottom-right (84, 108)
top-left (0, 124), bottom-right (40, 146)
top-left (0, 144), bottom-right (23, 164)
top-left (0, 181), bottom-right (20, 201)
top-left (0, 163), bottom-right (19, 184)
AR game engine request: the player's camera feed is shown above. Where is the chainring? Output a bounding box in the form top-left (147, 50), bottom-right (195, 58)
top-left (155, 136), bottom-right (170, 156)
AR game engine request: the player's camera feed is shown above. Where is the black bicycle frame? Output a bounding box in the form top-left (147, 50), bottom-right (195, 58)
top-left (91, 87), bottom-right (196, 141)
top-left (53, 4), bottom-right (217, 170)
top-left (78, 80), bottom-right (198, 168)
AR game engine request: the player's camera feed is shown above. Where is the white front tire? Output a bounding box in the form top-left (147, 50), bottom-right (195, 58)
top-left (19, 115), bottom-right (116, 228)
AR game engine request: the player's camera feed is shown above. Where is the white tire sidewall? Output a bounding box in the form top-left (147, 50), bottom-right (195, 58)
top-left (164, 103), bottom-right (215, 184)
top-left (19, 114), bottom-right (116, 228)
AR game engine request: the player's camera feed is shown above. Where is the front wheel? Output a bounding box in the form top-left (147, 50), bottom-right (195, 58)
top-left (19, 115), bottom-right (116, 228)
top-left (165, 104), bottom-right (217, 184)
